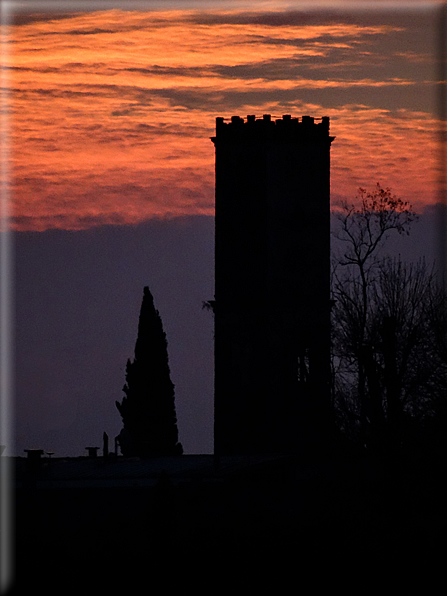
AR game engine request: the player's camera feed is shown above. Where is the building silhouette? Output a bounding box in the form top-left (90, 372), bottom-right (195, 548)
top-left (212, 114), bottom-right (335, 455)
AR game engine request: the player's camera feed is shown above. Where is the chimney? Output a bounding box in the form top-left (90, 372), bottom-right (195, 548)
top-left (103, 432), bottom-right (109, 458)
top-left (86, 447), bottom-right (99, 458)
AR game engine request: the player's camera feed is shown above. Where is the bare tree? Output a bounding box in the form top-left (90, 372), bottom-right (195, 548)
top-left (332, 184), bottom-right (417, 444)
top-left (371, 259), bottom-right (440, 445)
top-left (330, 184), bottom-right (447, 456)
top-left (333, 183), bottom-right (418, 348)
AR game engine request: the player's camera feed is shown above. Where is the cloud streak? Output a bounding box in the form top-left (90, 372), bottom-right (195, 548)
top-left (2, 6), bottom-right (442, 230)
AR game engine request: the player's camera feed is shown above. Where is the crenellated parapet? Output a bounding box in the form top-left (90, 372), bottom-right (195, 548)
top-left (211, 114), bottom-right (334, 144)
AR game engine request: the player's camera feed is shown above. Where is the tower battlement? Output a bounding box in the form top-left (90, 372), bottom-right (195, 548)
top-left (212, 114), bottom-right (332, 143)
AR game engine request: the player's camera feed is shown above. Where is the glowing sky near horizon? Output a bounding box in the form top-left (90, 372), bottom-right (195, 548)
top-left (1, 6), bottom-right (444, 231)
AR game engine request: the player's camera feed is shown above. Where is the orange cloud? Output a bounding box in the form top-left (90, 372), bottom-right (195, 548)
top-left (2, 8), bottom-right (441, 231)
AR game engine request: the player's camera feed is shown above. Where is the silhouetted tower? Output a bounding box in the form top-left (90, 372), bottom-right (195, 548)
top-left (212, 114), bottom-right (335, 455)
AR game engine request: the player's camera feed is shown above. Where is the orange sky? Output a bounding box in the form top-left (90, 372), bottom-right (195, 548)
top-left (2, 6), bottom-right (444, 231)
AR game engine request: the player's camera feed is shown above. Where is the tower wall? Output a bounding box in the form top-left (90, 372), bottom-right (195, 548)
top-left (212, 114), bottom-right (334, 455)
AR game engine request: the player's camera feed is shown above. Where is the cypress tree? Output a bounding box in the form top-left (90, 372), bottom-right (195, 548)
top-left (116, 286), bottom-right (183, 457)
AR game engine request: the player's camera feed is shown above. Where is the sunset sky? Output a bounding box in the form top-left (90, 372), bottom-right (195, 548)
top-left (4, 2), bottom-right (444, 230)
top-left (2, 2), bottom-right (446, 456)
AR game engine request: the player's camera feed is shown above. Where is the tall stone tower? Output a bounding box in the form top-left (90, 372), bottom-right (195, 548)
top-left (212, 114), bottom-right (334, 456)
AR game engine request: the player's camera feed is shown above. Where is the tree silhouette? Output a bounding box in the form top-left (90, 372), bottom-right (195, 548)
top-left (331, 184), bottom-right (447, 458)
top-left (116, 286), bottom-right (183, 457)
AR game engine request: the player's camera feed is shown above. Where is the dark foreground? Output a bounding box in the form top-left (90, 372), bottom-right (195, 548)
top-left (9, 444), bottom-right (447, 593)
